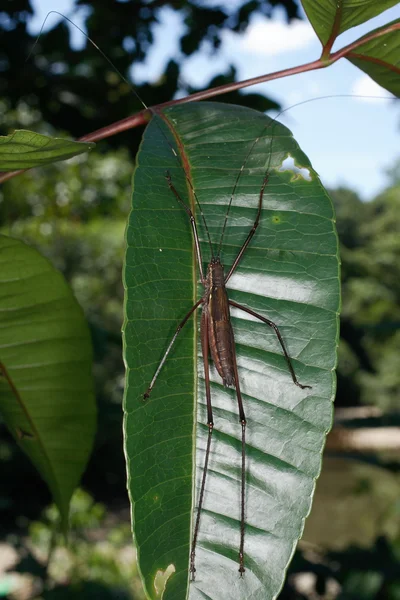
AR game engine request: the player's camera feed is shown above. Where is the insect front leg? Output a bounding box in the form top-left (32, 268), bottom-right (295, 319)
top-left (145, 171), bottom-right (208, 397)
top-left (143, 299), bottom-right (203, 399)
top-left (165, 171), bottom-right (206, 284)
top-left (224, 173), bottom-right (269, 284)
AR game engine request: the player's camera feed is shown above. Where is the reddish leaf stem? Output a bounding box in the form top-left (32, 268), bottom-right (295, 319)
top-left (1, 19), bottom-right (399, 185)
top-left (321, 0), bottom-right (344, 59)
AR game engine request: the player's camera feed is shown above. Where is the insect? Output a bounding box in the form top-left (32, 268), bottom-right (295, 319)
top-left (141, 107), bottom-right (312, 578)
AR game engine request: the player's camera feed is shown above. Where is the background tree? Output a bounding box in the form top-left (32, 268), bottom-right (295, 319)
top-left (1, 0), bottom-right (298, 142)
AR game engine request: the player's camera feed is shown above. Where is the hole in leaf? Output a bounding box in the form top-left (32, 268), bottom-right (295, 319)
top-left (154, 563), bottom-right (176, 597)
top-left (279, 154), bottom-right (311, 181)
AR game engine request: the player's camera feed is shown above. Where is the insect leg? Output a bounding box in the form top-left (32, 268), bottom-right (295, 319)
top-left (230, 335), bottom-right (247, 576)
top-left (229, 300), bottom-right (311, 390)
top-left (190, 309), bottom-right (214, 581)
top-left (165, 171), bottom-right (206, 284)
top-left (143, 299), bottom-right (203, 399)
top-left (224, 174), bottom-right (269, 284)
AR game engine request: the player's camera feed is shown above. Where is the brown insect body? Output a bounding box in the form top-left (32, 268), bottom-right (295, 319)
top-left (202, 258), bottom-right (236, 388)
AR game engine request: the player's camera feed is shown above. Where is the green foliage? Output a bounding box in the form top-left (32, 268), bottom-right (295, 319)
top-left (1, 151), bottom-right (133, 528)
top-left (0, 130), bottom-right (94, 171)
top-left (0, 235), bottom-right (96, 530)
top-left (346, 19), bottom-right (400, 97)
top-left (9, 489), bottom-right (145, 599)
top-left (124, 103), bottom-right (339, 599)
top-left (302, 0), bottom-right (400, 95)
top-left (331, 181), bottom-right (400, 411)
top-left (0, 146), bottom-right (132, 226)
top-left (302, 0), bottom-right (399, 45)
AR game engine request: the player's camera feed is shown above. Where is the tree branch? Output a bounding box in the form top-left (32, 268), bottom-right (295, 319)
top-left (1, 18), bottom-right (398, 185)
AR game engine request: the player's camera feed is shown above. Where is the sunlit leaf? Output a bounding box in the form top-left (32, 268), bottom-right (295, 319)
top-left (346, 20), bottom-right (400, 97)
top-left (0, 130), bottom-right (95, 171)
top-left (123, 103), bottom-right (340, 600)
top-left (302, 0), bottom-right (399, 46)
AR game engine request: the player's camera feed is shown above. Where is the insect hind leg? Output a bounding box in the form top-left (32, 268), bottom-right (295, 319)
top-left (190, 310), bottom-right (214, 580)
top-left (230, 333), bottom-right (247, 575)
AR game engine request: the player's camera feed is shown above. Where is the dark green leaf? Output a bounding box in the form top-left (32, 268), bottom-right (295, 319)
top-left (0, 235), bottom-right (96, 529)
top-left (0, 130), bottom-right (95, 171)
top-left (302, 0), bottom-right (399, 46)
top-left (123, 103), bottom-right (340, 600)
top-left (346, 20), bottom-right (400, 97)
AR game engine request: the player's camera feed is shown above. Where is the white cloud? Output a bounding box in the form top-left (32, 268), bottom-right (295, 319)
top-left (351, 75), bottom-right (392, 102)
top-left (238, 18), bottom-right (315, 56)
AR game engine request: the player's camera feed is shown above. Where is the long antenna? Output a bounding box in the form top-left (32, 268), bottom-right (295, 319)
top-left (27, 11), bottom-right (150, 112)
top-left (27, 11), bottom-right (215, 257)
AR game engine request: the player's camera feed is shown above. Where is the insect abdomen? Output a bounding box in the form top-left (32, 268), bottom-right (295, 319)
top-left (206, 262), bottom-right (236, 387)
top-left (212, 319), bottom-right (236, 387)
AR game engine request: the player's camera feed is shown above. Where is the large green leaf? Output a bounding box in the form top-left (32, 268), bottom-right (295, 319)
top-left (123, 103), bottom-right (340, 600)
top-left (301, 0), bottom-right (399, 46)
top-left (0, 130), bottom-right (95, 171)
top-left (346, 20), bottom-right (400, 97)
top-left (0, 235), bottom-right (96, 529)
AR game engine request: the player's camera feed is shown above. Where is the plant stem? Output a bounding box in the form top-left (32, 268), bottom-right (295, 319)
top-left (1, 20), bottom-right (398, 184)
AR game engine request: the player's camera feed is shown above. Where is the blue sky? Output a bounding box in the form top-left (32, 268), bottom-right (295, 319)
top-left (29, 1), bottom-right (400, 200)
